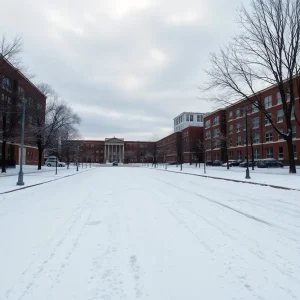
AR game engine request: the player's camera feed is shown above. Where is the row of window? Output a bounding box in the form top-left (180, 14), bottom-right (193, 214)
top-left (227, 126), bottom-right (297, 147)
top-left (226, 110), bottom-right (295, 134)
top-left (227, 92), bottom-right (291, 120)
top-left (207, 144), bottom-right (297, 161)
top-left (227, 145), bottom-right (297, 160)
top-left (175, 114), bottom-right (203, 125)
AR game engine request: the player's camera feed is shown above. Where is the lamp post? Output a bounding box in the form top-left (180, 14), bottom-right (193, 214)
top-left (76, 145), bottom-right (79, 171)
top-left (17, 99), bottom-right (26, 186)
top-left (245, 107), bottom-right (251, 179)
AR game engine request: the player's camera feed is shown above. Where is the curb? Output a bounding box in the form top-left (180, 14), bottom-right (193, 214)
top-left (148, 167), bottom-right (300, 192)
top-left (0, 168), bottom-right (96, 195)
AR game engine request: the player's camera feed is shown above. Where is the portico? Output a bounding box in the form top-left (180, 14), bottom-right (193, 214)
top-left (104, 137), bottom-right (125, 163)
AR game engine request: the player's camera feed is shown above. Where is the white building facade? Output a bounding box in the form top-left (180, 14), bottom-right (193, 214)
top-left (173, 112), bottom-right (205, 132)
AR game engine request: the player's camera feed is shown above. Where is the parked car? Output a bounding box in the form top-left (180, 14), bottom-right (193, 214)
top-left (112, 161), bottom-right (118, 166)
top-left (221, 160), bottom-right (240, 167)
top-left (256, 159), bottom-right (284, 168)
top-left (45, 157), bottom-right (66, 167)
top-left (239, 160), bottom-right (257, 168)
top-left (212, 160), bottom-right (223, 166)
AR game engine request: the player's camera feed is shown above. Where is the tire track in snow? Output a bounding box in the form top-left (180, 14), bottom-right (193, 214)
top-left (5, 188), bottom-right (97, 300)
top-left (148, 174), bottom-right (300, 295)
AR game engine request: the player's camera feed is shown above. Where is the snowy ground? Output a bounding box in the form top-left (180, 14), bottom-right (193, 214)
top-left (0, 165), bottom-right (95, 194)
top-left (0, 167), bottom-right (300, 300)
top-left (145, 163), bottom-right (300, 190)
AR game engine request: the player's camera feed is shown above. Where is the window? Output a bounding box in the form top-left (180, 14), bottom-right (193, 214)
top-left (265, 130), bottom-right (273, 142)
top-left (213, 116), bottom-right (220, 125)
top-left (197, 115), bottom-right (203, 122)
top-left (264, 95), bottom-right (272, 108)
top-left (252, 103), bottom-right (259, 112)
top-left (229, 111), bottom-right (233, 119)
top-left (266, 147), bottom-right (273, 158)
top-left (237, 136), bottom-right (242, 146)
top-left (292, 125), bottom-right (296, 139)
top-left (213, 128), bottom-right (219, 137)
top-left (277, 110), bottom-right (284, 123)
top-left (278, 129), bottom-right (284, 140)
top-left (2, 77), bottom-right (11, 90)
top-left (277, 92), bottom-right (282, 104)
top-left (186, 114), bottom-right (189, 121)
top-left (229, 151), bottom-right (233, 160)
top-left (291, 105), bottom-right (295, 120)
top-left (190, 114), bottom-right (194, 122)
top-left (287, 88), bottom-right (290, 102)
top-left (205, 120), bottom-right (211, 128)
top-left (252, 117), bottom-right (259, 129)
top-left (237, 122), bottom-right (241, 132)
top-left (265, 113), bottom-right (272, 125)
top-left (236, 108), bottom-right (241, 118)
top-left (205, 131), bottom-right (211, 139)
top-left (229, 138), bottom-right (233, 147)
top-left (254, 149), bottom-right (260, 159)
top-left (294, 144), bottom-right (297, 159)
top-left (229, 124), bottom-right (233, 134)
top-left (237, 150), bottom-right (242, 160)
top-left (253, 132), bottom-right (260, 144)
top-left (18, 86), bottom-right (25, 97)
top-left (278, 147), bottom-right (284, 159)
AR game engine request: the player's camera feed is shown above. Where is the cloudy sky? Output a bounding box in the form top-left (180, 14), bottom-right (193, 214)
top-left (1, 0), bottom-right (249, 140)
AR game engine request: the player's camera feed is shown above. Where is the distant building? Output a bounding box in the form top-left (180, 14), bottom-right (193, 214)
top-left (173, 112), bottom-right (205, 132)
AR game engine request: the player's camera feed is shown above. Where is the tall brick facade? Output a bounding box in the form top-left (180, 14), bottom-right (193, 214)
top-left (204, 79), bottom-right (300, 164)
top-left (0, 58), bottom-right (46, 166)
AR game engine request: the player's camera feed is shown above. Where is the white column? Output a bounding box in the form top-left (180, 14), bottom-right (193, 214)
top-left (122, 145), bottom-right (125, 162)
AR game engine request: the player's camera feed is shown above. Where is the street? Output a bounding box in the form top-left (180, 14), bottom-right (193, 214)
top-left (0, 167), bottom-right (299, 300)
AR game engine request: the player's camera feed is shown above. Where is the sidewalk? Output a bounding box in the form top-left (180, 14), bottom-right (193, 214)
top-left (146, 163), bottom-right (300, 190)
top-left (0, 165), bottom-right (95, 194)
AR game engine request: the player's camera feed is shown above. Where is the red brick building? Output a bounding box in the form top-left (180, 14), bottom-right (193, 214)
top-left (63, 138), bottom-right (155, 164)
top-left (0, 58), bottom-right (46, 166)
top-left (204, 80), bottom-right (300, 165)
top-left (156, 126), bottom-right (203, 164)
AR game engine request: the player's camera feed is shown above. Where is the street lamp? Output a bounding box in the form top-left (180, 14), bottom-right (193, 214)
top-left (245, 107), bottom-right (251, 179)
top-left (76, 145), bottom-right (79, 171)
top-left (17, 98), bottom-right (26, 186)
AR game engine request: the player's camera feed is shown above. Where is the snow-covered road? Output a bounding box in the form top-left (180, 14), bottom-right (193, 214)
top-left (1, 167), bottom-right (299, 300)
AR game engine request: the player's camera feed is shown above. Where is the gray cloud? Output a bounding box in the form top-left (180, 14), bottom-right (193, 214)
top-left (1, 0), bottom-right (248, 140)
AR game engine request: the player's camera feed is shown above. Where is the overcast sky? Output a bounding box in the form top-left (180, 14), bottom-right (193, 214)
top-left (1, 0), bottom-right (249, 141)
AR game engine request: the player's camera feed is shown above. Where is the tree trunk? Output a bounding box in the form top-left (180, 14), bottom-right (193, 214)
top-left (251, 142), bottom-right (254, 171)
top-left (1, 141), bottom-right (6, 173)
top-left (286, 135), bottom-right (296, 173)
top-left (226, 149), bottom-right (229, 170)
top-left (37, 146), bottom-right (43, 170)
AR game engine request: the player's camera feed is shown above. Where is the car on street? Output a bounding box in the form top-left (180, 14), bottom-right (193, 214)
top-left (212, 160), bottom-right (223, 166)
top-left (256, 159), bottom-right (284, 168)
top-left (239, 160), bottom-right (257, 168)
top-left (112, 161), bottom-right (118, 166)
top-left (221, 160), bottom-right (241, 167)
top-left (45, 157), bottom-right (66, 167)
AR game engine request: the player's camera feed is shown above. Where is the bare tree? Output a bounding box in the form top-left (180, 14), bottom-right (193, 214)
top-left (124, 150), bottom-right (137, 164)
top-left (0, 35), bottom-right (23, 172)
top-left (176, 132), bottom-right (183, 171)
top-left (0, 34), bottom-right (23, 67)
top-left (197, 139), bottom-right (212, 174)
top-left (60, 126), bottom-right (81, 168)
top-left (30, 83), bottom-right (81, 169)
top-left (204, 0), bottom-right (300, 173)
